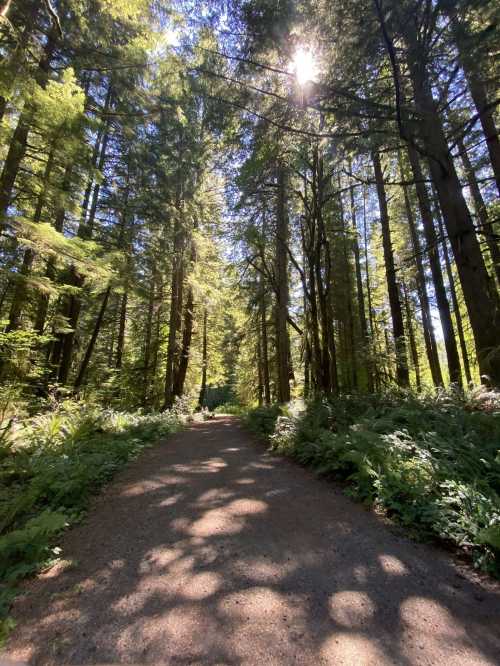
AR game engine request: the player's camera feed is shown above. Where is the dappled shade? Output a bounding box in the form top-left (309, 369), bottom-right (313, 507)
top-left (5, 419), bottom-right (500, 664)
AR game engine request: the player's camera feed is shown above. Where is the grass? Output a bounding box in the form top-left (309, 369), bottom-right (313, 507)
top-left (0, 400), bottom-right (183, 645)
top-left (245, 388), bottom-right (500, 577)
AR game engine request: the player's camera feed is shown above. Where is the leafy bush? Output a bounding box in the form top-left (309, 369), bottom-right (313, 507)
top-left (244, 404), bottom-right (283, 438)
top-left (252, 390), bottom-right (500, 576)
top-left (213, 403), bottom-right (247, 416)
top-left (0, 401), bottom-right (183, 644)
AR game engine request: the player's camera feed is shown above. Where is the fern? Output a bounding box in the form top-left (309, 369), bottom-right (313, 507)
top-left (247, 391), bottom-right (500, 577)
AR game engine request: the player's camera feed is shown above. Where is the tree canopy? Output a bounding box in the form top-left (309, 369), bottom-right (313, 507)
top-left (0, 0), bottom-right (499, 409)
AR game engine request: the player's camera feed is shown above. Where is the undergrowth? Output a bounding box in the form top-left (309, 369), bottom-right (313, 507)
top-left (0, 400), bottom-right (183, 645)
top-left (246, 388), bottom-right (500, 577)
top-left (213, 403), bottom-right (247, 416)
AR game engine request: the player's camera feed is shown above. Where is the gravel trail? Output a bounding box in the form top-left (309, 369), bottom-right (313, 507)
top-left (2, 416), bottom-right (500, 665)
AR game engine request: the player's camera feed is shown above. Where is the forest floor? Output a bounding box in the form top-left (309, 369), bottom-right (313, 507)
top-left (2, 416), bottom-right (500, 665)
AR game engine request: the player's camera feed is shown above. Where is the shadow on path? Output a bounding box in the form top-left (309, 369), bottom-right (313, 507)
top-left (3, 417), bottom-right (500, 665)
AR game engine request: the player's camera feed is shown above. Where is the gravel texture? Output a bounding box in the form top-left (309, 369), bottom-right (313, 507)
top-left (2, 416), bottom-right (500, 665)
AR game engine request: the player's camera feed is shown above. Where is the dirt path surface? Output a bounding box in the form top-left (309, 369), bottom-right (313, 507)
top-left (3, 417), bottom-right (500, 665)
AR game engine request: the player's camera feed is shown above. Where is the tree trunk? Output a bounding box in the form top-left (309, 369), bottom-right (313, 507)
top-left (339, 184), bottom-right (356, 389)
top-left (433, 190), bottom-right (473, 386)
top-left (362, 186), bottom-right (378, 389)
top-left (275, 165), bottom-right (291, 402)
top-left (447, 13), bottom-right (500, 196)
top-left (399, 151), bottom-right (443, 386)
top-left (0, 281), bottom-right (10, 316)
top-left (301, 241), bottom-right (312, 399)
top-left (57, 101), bottom-right (112, 384)
top-left (79, 83), bottom-right (113, 237)
top-left (0, 10), bottom-right (40, 125)
top-left (74, 285), bottom-right (111, 391)
top-left (260, 277), bottom-right (271, 405)
top-left (83, 125), bottom-right (112, 240)
top-left (322, 237), bottom-right (339, 394)
top-left (57, 290), bottom-right (82, 383)
top-left (406, 144), bottom-right (462, 386)
top-left (401, 182), bottom-right (442, 386)
top-left (403, 282), bottom-right (421, 391)
top-left (457, 136), bottom-right (500, 287)
top-left (304, 222), bottom-right (322, 394)
top-left (350, 181), bottom-right (373, 391)
top-left (107, 296), bottom-right (117, 367)
top-left (163, 203), bottom-right (185, 409)
top-left (405, 30), bottom-right (500, 385)
top-left (0, 31), bottom-right (56, 226)
top-left (311, 147), bottom-right (337, 395)
top-left (143, 264), bottom-right (156, 406)
top-left (6, 145), bottom-right (56, 333)
top-left (172, 278), bottom-right (194, 399)
top-left (362, 187), bottom-right (375, 338)
top-left (115, 291), bottom-right (127, 369)
top-left (34, 164), bottom-right (71, 334)
top-left (372, 150), bottom-right (409, 387)
top-left (198, 308), bottom-right (208, 408)
top-left (464, 72), bottom-right (500, 197)
top-left (5, 248), bottom-right (34, 334)
top-left (151, 275), bottom-right (164, 405)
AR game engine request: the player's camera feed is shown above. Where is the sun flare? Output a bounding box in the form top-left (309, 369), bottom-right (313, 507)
top-left (292, 47), bottom-right (317, 85)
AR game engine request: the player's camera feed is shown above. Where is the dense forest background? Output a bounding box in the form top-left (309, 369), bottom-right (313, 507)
top-left (0, 0), bottom-right (499, 411)
top-left (1, 1), bottom-right (500, 635)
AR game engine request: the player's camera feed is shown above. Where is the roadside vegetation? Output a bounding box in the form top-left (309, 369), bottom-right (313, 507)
top-left (1, 0), bottom-right (500, 649)
top-left (0, 398), bottom-right (183, 644)
top-left (245, 389), bottom-right (500, 578)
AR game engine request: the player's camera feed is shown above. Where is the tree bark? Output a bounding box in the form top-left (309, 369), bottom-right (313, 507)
top-left (404, 28), bottom-right (500, 385)
top-left (34, 164), bottom-right (71, 335)
top-left (433, 189), bottom-right (473, 386)
top-left (372, 150), bottom-right (409, 387)
top-left (362, 186), bottom-right (378, 389)
top-left (172, 275), bottom-right (194, 399)
top-left (447, 12), bottom-right (500, 196)
top-left (349, 181), bottom-right (373, 391)
top-left (406, 145), bottom-right (462, 385)
top-left (163, 201), bottom-right (185, 409)
top-left (57, 92), bottom-right (112, 384)
top-left (310, 147), bottom-right (337, 394)
top-left (275, 165), bottom-right (291, 402)
top-left (6, 145), bottom-right (56, 333)
top-left (0, 30), bottom-right (56, 226)
top-left (142, 263), bottom-right (156, 406)
top-left (198, 307), bottom-right (208, 408)
top-left (151, 274), bottom-right (164, 405)
top-left (74, 285), bottom-right (111, 391)
top-left (303, 220), bottom-right (322, 394)
top-left (260, 274), bottom-right (271, 405)
top-left (339, 184), bottom-right (356, 389)
top-left (403, 282), bottom-right (421, 391)
top-left (457, 136), bottom-right (500, 287)
top-left (399, 151), bottom-right (443, 386)
top-left (79, 82), bottom-right (113, 237)
top-left (464, 71), bottom-right (500, 197)
top-left (115, 291), bottom-right (127, 369)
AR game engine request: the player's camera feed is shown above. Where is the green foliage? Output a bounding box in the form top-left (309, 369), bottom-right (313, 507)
top-left (213, 402), bottom-right (247, 415)
top-left (244, 404), bottom-right (284, 437)
top-left (0, 511), bottom-right (68, 584)
top-left (252, 389), bottom-right (500, 576)
top-left (0, 401), bottom-right (183, 644)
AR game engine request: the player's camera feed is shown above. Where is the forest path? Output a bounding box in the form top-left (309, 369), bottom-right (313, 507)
top-left (3, 416), bottom-right (500, 665)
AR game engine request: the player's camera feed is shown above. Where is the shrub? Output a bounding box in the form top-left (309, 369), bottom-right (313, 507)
top-left (213, 403), bottom-right (246, 416)
top-left (249, 391), bottom-right (500, 577)
top-left (0, 401), bottom-right (183, 644)
top-left (244, 404), bottom-right (283, 438)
